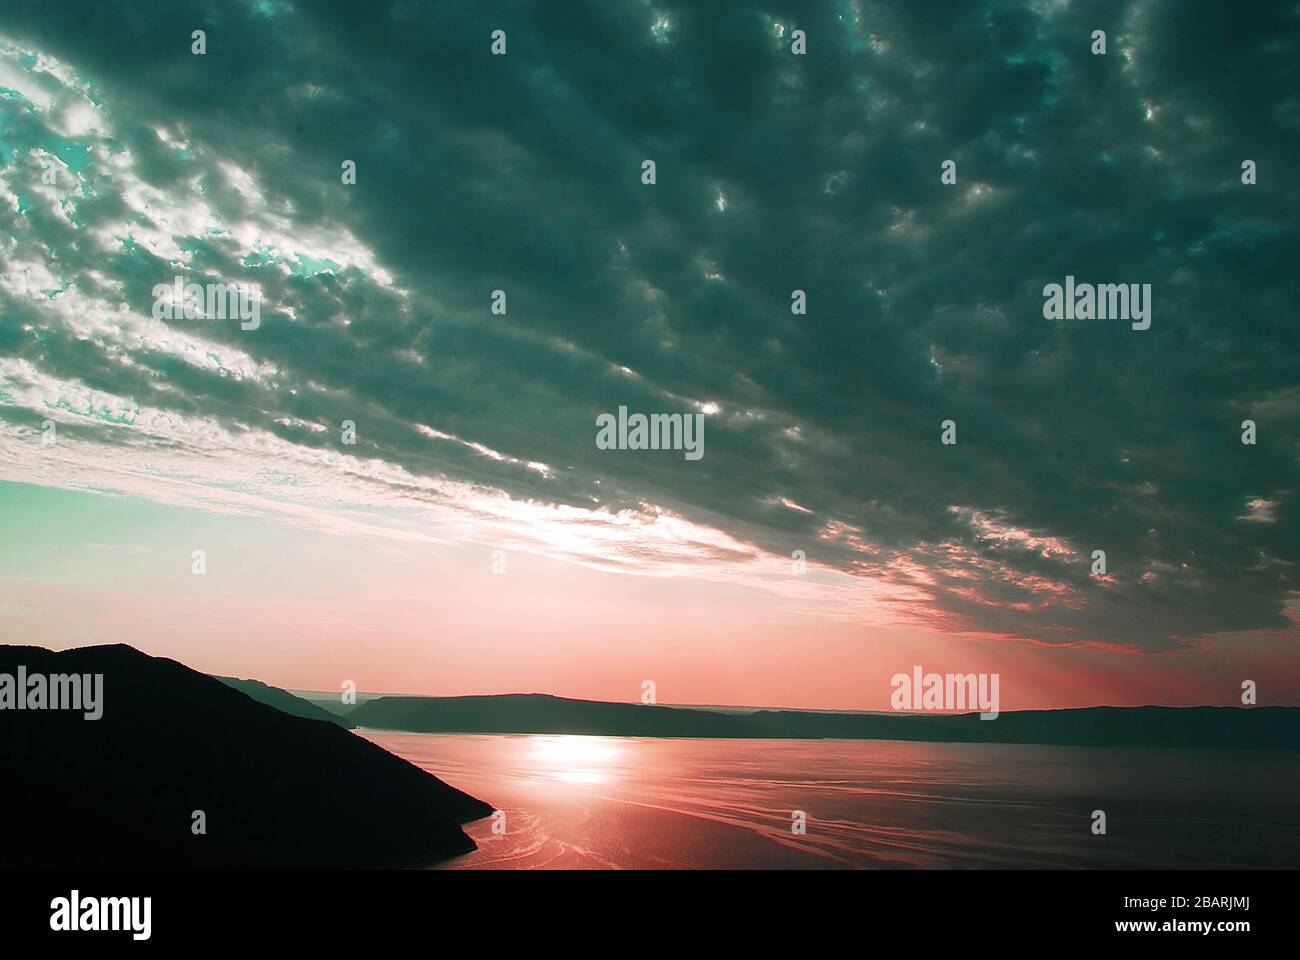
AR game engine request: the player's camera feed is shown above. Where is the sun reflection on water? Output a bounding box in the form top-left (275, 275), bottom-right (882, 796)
top-left (529, 736), bottom-right (623, 785)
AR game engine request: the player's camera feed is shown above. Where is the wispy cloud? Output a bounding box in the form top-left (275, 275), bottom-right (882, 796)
top-left (1, 1), bottom-right (1297, 653)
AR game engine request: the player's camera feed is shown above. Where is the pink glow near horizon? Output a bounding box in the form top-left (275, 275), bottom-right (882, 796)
top-left (2, 481), bottom-right (1297, 712)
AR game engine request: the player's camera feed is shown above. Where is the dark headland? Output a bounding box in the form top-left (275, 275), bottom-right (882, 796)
top-left (0, 644), bottom-right (491, 869)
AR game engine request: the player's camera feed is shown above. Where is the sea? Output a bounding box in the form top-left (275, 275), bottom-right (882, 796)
top-left (360, 731), bottom-right (1300, 869)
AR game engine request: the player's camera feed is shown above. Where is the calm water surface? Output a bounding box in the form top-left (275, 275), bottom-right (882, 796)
top-left (361, 731), bottom-right (1300, 869)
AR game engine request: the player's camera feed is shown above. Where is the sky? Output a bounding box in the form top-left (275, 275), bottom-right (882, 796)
top-left (0, 1), bottom-right (1297, 709)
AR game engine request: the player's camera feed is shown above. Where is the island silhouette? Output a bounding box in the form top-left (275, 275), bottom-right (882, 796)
top-left (342, 692), bottom-right (1300, 749)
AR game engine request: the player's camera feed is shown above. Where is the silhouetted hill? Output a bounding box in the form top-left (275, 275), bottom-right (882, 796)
top-left (349, 693), bottom-right (1300, 749)
top-left (351, 693), bottom-right (745, 737)
top-left (297, 693), bottom-right (365, 718)
top-left (217, 675), bottom-right (356, 729)
top-left (0, 644), bottom-right (492, 869)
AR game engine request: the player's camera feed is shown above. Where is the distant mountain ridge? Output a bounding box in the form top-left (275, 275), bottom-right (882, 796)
top-left (216, 675), bottom-right (357, 729)
top-left (1, 644), bottom-right (491, 868)
top-left (347, 692), bottom-right (1300, 750)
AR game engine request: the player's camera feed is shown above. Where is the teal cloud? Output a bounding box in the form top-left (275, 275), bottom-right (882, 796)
top-left (0, 0), bottom-right (1296, 649)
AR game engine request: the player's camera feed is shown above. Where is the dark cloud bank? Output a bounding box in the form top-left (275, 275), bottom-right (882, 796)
top-left (1, 0), bottom-right (1296, 651)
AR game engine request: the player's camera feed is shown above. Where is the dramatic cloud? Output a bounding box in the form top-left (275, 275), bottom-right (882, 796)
top-left (1, 0), bottom-right (1296, 651)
